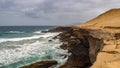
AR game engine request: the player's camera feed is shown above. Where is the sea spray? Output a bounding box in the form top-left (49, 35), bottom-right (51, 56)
top-left (0, 31), bottom-right (68, 68)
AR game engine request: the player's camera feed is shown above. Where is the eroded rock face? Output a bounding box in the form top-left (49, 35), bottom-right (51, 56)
top-left (91, 32), bottom-right (120, 68)
top-left (57, 27), bottom-right (105, 68)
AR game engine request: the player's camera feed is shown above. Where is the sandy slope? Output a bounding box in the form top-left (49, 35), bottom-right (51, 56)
top-left (77, 8), bottom-right (120, 33)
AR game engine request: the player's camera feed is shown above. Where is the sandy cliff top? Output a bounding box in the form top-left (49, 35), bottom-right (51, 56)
top-left (77, 8), bottom-right (120, 33)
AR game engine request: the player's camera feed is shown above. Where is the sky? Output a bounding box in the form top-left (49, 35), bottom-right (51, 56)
top-left (0, 0), bottom-right (120, 26)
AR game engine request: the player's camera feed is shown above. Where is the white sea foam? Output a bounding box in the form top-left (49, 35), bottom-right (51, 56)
top-left (0, 33), bottom-right (59, 43)
top-left (34, 31), bottom-right (42, 34)
top-left (0, 32), bottom-right (68, 68)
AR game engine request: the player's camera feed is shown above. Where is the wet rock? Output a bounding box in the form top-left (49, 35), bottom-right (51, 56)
top-left (60, 43), bottom-right (68, 50)
top-left (20, 60), bottom-right (57, 68)
top-left (48, 39), bottom-right (52, 42)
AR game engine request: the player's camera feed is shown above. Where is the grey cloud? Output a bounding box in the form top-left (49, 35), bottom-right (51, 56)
top-left (0, 0), bottom-right (15, 10)
top-left (0, 0), bottom-right (120, 25)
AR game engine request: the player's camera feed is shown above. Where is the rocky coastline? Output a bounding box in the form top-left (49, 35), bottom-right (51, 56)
top-left (49, 25), bottom-right (120, 68)
top-left (21, 9), bottom-right (120, 68)
top-left (21, 26), bottom-right (117, 68)
top-left (49, 26), bottom-right (109, 68)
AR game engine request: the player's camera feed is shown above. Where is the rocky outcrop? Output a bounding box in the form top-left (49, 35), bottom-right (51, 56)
top-left (20, 60), bottom-right (57, 68)
top-left (57, 26), bottom-right (120, 68)
top-left (55, 27), bottom-right (106, 68)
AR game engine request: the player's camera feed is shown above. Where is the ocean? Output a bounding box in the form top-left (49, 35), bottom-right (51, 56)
top-left (0, 26), bottom-right (68, 68)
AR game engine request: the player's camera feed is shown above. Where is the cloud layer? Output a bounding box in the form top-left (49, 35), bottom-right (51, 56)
top-left (0, 0), bottom-right (120, 26)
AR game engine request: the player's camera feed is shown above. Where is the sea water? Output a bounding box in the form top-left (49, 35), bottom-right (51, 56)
top-left (0, 26), bottom-right (68, 68)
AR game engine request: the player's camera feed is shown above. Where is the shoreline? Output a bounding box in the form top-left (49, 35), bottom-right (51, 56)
top-left (20, 26), bottom-right (105, 68)
top-left (21, 26), bottom-right (120, 68)
top-left (21, 9), bottom-right (120, 68)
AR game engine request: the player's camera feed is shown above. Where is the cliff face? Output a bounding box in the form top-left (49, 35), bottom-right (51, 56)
top-left (56, 26), bottom-right (120, 68)
top-left (57, 28), bottom-right (103, 68)
top-left (77, 8), bottom-right (120, 68)
top-left (58, 8), bottom-right (120, 68)
top-left (53, 27), bottom-right (115, 68)
top-left (91, 33), bottom-right (120, 68)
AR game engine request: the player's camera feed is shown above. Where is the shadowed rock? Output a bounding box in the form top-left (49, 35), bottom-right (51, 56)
top-left (20, 60), bottom-right (57, 68)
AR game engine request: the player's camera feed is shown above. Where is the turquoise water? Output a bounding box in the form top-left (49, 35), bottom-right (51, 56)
top-left (0, 26), bottom-right (54, 38)
top-left (0, 26), bottom-right (68, 68)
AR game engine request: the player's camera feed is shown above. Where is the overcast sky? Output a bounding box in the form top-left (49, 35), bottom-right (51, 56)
top-left (0, 0), bottom-right (120, 26)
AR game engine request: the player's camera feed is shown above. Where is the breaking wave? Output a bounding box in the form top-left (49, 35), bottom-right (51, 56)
top-left (0, 32), bottom-right (68, 68)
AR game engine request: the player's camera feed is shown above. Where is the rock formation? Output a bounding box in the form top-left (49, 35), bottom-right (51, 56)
top-left (58, 8), bottom-right (120, 68)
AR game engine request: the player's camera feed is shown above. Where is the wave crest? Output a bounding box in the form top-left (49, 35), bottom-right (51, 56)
top-left (6, 31), bottom-right (24, 34)
top-left (0, 33), bottom-right (59, 43)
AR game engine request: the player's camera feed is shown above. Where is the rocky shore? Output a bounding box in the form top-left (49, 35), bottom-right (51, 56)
top-left (21, 8), bottom-right (120, 68)
top-left (50, 26), bottom-right (112, 68)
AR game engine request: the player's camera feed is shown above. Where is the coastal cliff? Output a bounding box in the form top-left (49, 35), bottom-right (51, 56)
top-left (21, 8), bottom-right (120, 68)
top-left (56, 27), bottom-right (120, 68)
top-left (51, 8), bottom-right (120, 68)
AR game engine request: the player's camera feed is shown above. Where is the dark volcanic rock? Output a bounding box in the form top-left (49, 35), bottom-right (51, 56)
top-left (20, 60), bottom-right (57, 68)
top-left (57, 27), bottom-right (104, 68)
top-left (47, 26), bottom-right (73, 32)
